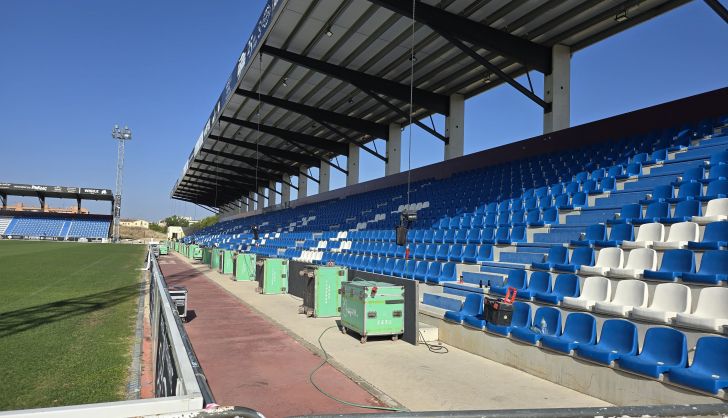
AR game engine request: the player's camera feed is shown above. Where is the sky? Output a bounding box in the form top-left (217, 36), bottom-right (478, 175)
top-left (0, 0), bottom-right (726, 222)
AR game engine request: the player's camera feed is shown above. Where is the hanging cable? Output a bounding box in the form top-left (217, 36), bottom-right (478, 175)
top-left (405, 0), bottom-right (416, 207)
top-left (255, 52), bottom-right (263, 206)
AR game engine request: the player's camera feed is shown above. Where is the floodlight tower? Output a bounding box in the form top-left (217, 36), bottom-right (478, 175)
top-left (111, 125), bottom-right (132, 242)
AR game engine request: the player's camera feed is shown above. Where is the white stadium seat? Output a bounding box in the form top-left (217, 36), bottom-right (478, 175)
top-left (580, 247), bottom-right (623, 276)
top-left (593, 279), bottom-right (648, 317)
top-left (652, 221), bottom-right (699, 250)
top-left (608, 248), bottom-right (658, 279)
top-left (692, 198), bottom-right (728, 224)
top-left (630, 282), bottom-right (691, 323)
top-left (675, 287), bottom-right (728, 332)
top-left (622, 223), bottom-right (664, 249)
top-left (562, 276), bottom-right (612, 311)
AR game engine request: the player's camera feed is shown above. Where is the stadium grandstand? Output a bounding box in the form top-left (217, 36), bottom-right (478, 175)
top-left (164, 0), bottom-right (728, 415)
top-left (2, 1), bottom-right (728, 418)
top-left (0, 182), bottom-right (113, 241)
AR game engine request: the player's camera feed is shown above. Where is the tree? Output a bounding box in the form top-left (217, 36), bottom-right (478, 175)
top-left (188, 215), bottom-right (218, 232)
top-left (164, 215), bottom-right (189, 227)
top-left (149, 223), bottom-right (167, 233)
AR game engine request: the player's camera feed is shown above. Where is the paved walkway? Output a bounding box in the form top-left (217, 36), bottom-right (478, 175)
top-left (169, 253), bottom-right (611, 413)
top-left (159, 255), bottom-right (387, 418)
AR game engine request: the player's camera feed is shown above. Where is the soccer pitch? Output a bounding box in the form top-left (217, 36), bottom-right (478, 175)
top-left (0, 241), bottom-right (145, 411)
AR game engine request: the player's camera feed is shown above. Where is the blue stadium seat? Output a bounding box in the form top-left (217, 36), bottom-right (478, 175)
top-left (462, 244), bottom-right (477, 263)
top-left (403, 260), bottom-right (417, 279)
top-left (642, 249), bottom-right (695, 281)
top-left (688, 221), bottom-right (728, 250)
top-left (518, 271), bottom-right (551, 300)
top-left (444, 294), bottom-right (484, 324)
top-left (640, 185), bottom-right (673, 205)
top-left (681, 250), bottom-right (728, 284)
top-left (576, 319), bottom-right (639, 365)
top-left (424, 262), bottom-right (442, 283)
top-left (617, 327), bottom-right (688, 379)
top-left (413, 261), bottom-right (429, 281)
top-left (570, 224), bottom-right (607, 247)
top-left (553, 247), bottom-right (594, 273)
top-left (531, 246), bottom-right (568, 270)
top-left (668, 182), bottom-right (701, 203)
top-left (533, 273), bottom-right (580, 304)
top-left (476, 245), bottom-right (493, 263)
top-left (490, 269), bottom-right (527, 296)
top-left (431, 262), bottom-right (457, 284)
top-left (594, 223), bottom-right (634, 247)
top-left (540, 313), bottom-right (597, 354)
top-left (667, 336), bottom-right (728, 394)
top-left (660, 200), bottom-right (701, 224)
top-left (699, 179), bottom-right (728, 202)
top-left (608, 204), bottom-right (642, 225)
top-left (634, 202), bottom-right (669, 225)
top-left (511, 306), bottom-right (562, 345)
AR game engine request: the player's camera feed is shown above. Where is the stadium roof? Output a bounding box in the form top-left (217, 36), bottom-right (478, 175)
top-left (172, 0), bottom-right (689, 209)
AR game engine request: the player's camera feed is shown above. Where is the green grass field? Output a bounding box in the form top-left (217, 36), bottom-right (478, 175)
top-left (0, 241), bottom-right (145, 411)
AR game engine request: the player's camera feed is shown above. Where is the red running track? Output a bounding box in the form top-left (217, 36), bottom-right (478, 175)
top-left (160, 256), bottom-right (388, 418)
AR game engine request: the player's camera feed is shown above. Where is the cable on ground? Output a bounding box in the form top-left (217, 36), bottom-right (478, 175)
top-left (418, 329), bottom-right (448, 354)
top-left (309, 326), bottom-right (407, 412)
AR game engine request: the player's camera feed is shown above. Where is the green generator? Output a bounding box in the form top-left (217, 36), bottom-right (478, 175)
top-left (234, 253), bottom-right (256, 281)
top-left (211, 248), bottom-right (223, 270)
top-left (158, 243), bottom-right (168, 255)
top-left (219, 250), bottom-right (235, 274)
top-left (299, 265), bottom-right (347, 318)
top-left (340, 280), bottom-right (404, 343)
top-left (255, 257), bottom-right (289, 294)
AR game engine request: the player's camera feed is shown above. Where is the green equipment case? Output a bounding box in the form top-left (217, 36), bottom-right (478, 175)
top-left (201, 247), bottom-right (212, 265)
top-left (158, 243), bottom-right (168, 255)
top-left (190, 245), bottom-right (203, 260)
top-left (219, 250), bottom-right (235, 274)
top-left (234, 253), bottom-right (256, 281)
top-left (299, 265), bottom-right (347, 318)
top-left (340, 280), bottom-right (404, 343)
top-left (174, 242), bottom-right (179, 252)
top-left (255, 257), bottom-right (289, 294)
top-left (186, 244), bottom-right (196, 259)
top-left (211, 248), bottom-right (223, 270)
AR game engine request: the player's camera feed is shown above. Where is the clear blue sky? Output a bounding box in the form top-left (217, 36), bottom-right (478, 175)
top-left (1, 1), bottom-right (726, 221)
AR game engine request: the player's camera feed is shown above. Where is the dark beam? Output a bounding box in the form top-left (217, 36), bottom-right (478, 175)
top-left (185, 172), bottom-right (256, 191)
top-left (209, 134), bottom-right (321, 167)
top-left (361, 87), bottom-right (448, 142)
top-left (704, 0), bottom-right (728, 24)
top-left (219, 115), bottom-right (349, 155)
top-left (236, 88), bottom-right (389, 139)
top-left (192, 159), bottom-right (279, 184)
top-left (260, 44), bottom-right (450, 115)
top-left (368, 0), bottom-right (551, 74)
top-left (198, 147), bottom-right (298, 176)
top-left (440, 32), bottom-right (550, 110)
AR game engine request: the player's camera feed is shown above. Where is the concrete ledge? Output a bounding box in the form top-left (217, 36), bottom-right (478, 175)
top-left (435, 318), bottom-right (725, 406)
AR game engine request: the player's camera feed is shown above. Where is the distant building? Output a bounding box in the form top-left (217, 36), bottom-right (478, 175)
top-left (167, 226), bottom-right (187, 240)
top-left (120, 219), bottom-right (149, 229)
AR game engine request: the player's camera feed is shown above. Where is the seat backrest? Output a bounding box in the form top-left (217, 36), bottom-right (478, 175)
top-left (415, 261), bottom-right (429, 274)
top-left (598, 319), bottom-right (638, 353)
top-left (644, 202), bottom-right (669, 219)
top-left (709, 164), bottom-right (728, 180)
top-left (570, 247), bottom-right (594, 266)
top-left (511, 302), bottom-right (532, 328)
top-left (705, 198), bottom-right (728, 217)
top-left (625, 248), bottom-right (657, 270)
top-left (658, 249), bottom-right (695, 274)
top-left (690, 336), bottom-right (728, 376)
top-left (666, 222), bottom-right (699, 242)
top-left (677, 182), bottom-right (701, 199)
top-left (552, 274), bottom-right (580, 297)
top-left (462, 294), bottom-right (485, 315)
top-left (495, 227), bottom-right (510, 240)
top-left (585, 224), bottom-right (607, 241)
top-left (581, 276), bottom-right (611, 301)
top-left (681, 166), bottom-right (705, 183)
top-left (694, 287), bottom-right (728, 317)
top-left (571, 192), bottom-right (587, 207)
top-left (673, 200), bottom-right (701, 217)
top-left (596, 247), bottom-right (624, 268)
top-left (427, 262), bottom-right (442, 276)
top-left (620, 203), bottom-right (642, 220)
top-left (441, 262), bottom-right (457, 278)
top-left (547, 246), bottom-right (568, 263)
top-left (532, 307), bottom-right (562, 336)
top-left (393, 259), bottom-right (405, 274)
top-left (650, 283), bottom-right (691, 313)
top-left (404, 259), bottom-right (416, 274)
top-left (505, 269), bottom-right (527, 289)
top-left (562, 312), bottom-right (597, 343)
top-left (528, 271), bottom-right (552, 293)
top-left (635, 222), bottom-right (665, 242)
top-left (702, 221), bottom-right (728, 242)
top-left (612, 279), bottom-right (648, 306)
top-left (652, 185), bottom-right (674, 200)
top-left (610, 223), bottom-right (635, 241)
top-left (706, 179), bottom-right (728, 197)
top-left (640, 327), bottom-right (688, 365)
top-left (511, 226), bottom-right (526, 242)
top-left (698, 250), bottom-right (728, 274)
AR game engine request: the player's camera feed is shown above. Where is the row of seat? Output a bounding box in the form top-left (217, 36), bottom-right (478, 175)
top-left (444, 299), bottom-right (728, 395)
top-left (610, 197), bottom-right (728, 226)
